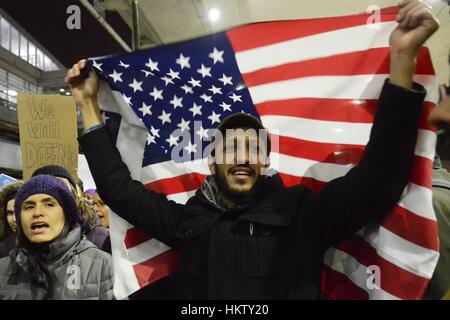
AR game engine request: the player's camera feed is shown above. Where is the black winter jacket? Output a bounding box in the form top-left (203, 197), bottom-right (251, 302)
top-left (79, 81), bottom-right (426, 299)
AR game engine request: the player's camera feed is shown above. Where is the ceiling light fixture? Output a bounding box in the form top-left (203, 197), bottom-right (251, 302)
top-left (208, 8), bottom-right (220, 22)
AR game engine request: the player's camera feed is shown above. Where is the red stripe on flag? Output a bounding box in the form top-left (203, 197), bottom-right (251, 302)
top-left (279, 171), bottom-right (437, 251)
top-left (321, 265), bottom-right (368, 300)
top-left (227, 8), bottom-right (398, 52)
top-left (278, 173), bottom-right (326, 191)
top-left (335, 235), bottom-right (430, 299)
top-left (144, 172), bottom-right (205, 195)
top-left (124, 227), bottom-right (153, 249)
top-left (258, 100), bottom-right (435, 131)
top-left (383, 205), bottom-right (438, 251)
top-left (275, 133), bottom-right (432, 190)
top-left (132, 249), bottom-right (179, 288)
top-left (409, 156), bottom-right (433, 189)
top-left (275, 134), bottom-right (365, 165)
top-left (242, 47), bottom-right (434, 87)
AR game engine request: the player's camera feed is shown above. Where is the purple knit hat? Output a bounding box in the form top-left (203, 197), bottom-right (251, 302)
top-left (14, 175), bottom-right (78, 229)
top-left (83, 189), bottom-right (96, 197)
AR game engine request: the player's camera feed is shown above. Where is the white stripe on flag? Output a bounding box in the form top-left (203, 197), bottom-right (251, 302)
top-left (274, 152), bottom-right (352, 181)
top-left (358, 225), bottom-right (440, 279)
top-left (264, 115), bottom-right (435, 160)
top-left (109, 210), bottom-right (140, 300)
top-left (249, 74), bottom-right (438, 105)
top-left (126, 238), bottom-right (171, 265)
top-left (324, 248), bottom-right (400, 300)
top-left (235, 21), bottom-right (397, 74)
top-left (398, 183), bottom-right (435, 221)
top-left (166, 190), bottom-right (197, 204)
top-left (414, 129), bottom-right (436, 161)
top-left (141, 158), bottom-right (210, 185)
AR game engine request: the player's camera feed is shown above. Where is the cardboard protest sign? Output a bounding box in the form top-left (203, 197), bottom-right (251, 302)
top-left (17, 94), bottom-right (78, 181)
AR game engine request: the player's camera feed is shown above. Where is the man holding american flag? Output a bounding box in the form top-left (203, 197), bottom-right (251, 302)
top-left (66, 0), bottom-right (439, 299)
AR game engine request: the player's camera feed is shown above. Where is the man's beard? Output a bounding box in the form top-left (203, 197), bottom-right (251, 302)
top-left (214, 164), bottom-right (262, 205)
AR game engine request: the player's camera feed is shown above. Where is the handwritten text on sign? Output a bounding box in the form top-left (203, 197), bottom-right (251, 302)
top-left (18, 94), bottom-right (78, 181)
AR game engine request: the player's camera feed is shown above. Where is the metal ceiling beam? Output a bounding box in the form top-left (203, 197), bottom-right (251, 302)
top-left (79, 0), bottom-right (132, 52)
top-left (131, 0), bottom-right (140, 50)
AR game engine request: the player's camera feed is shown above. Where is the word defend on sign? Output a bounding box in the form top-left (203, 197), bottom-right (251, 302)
top-left (18, 94), bottom-right (78, 181)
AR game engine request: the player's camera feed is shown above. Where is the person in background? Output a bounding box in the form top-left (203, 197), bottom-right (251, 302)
top-left (32, 165), bottom-right (110, 253)
top-left (0, 181), bottom-right (23, 258)
top-left (93, 192), bottom-right (110, 229)
top-left (0, 175), bottom-right (114, 299)
top-left (83, 189), bottom-right (96, 209)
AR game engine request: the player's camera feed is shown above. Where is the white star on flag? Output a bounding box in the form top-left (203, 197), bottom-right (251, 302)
top-left (177, 118), bottom-right (190, 132)
top-left (119, 60), bottom-right (130, 68)
top-left (219, 102), bottom-right (232, 112)
top-left (188, 77), bottom-right (201, 88)
top-left (170, 95), bottom-right (183, 109)
top-left (158, 110), bottom-right (172, 124)
top-left (141, 69), bottom-right (154, 77)
top-left (208, 111), bottom-right (221, 125)
top-left (208, 85), bottom-right (222, 95)
top-left (184, 141), bottom-right (197, 154)
top-left (146, 133), bottom-right (156, 145)
top-left (196, 125), bottom-right (209, 139)
top-left (161, 76), bottom-right (175, 86)
top-left (197, 64), bottom-right (212, 78)
top-left (176, 53), bottom-right (191, 69)
top-left (189, 103), bottom-right (202, 117)
top-left (200, 94), bottom-right (212, 103)
top-left (92, 60), bottom-right (103, 71)
top-left (181, 85), bottom-right (193, 94)
top-left (229, 92), bottom-right (242, 102)
top-left (166, 134), bottom-right (179, 147)
top-left (150, 126), bottom-right (160, 138)
top-left (138, 103), bottom-right (152, 117)
top-left (129, 78), bottom-right (143, 92)
top-left (209, 47), bottom-right (224, 64)
top-left (149, 87), bottom-right (164, 101)
top-left (109, 70), bottom-right (123, 83)
top-left (166, 69), bottom-right (181, 80)
top-left (218, 74), bottom-right (233, 86)
top-left (145, 58), bottom-right (159, 72)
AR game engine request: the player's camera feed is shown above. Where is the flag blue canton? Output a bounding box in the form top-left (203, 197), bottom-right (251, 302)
top-left (89, 32), bottom-right (259, 166)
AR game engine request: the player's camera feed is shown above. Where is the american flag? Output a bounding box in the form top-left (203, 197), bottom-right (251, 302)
top-left (89, 7), bottom-right (440, 300)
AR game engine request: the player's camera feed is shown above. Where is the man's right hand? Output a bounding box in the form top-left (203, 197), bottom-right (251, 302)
top-left (65, 59), bottom-right (103, 130)
top-left (65, 59), bottom-right (99, 108)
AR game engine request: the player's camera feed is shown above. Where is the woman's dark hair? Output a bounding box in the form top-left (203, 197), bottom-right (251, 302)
top-left (0, 181), bottom-right (23, 241)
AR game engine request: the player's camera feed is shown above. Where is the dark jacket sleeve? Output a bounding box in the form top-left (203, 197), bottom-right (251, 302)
top-left (300, 80), bottom-right (427, 250)
top-left (79, 128), bottom-right (184, 247)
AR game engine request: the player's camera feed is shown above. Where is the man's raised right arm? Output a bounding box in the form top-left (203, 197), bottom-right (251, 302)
top-left (66, 60), bottom-right (183, 247)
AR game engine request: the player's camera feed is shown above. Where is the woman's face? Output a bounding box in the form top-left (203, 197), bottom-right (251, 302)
top-left (83, 192), bottom-right (94, 206)
top-left (20, 193), bottom-right (65, 243)
top-left (6, 199), bottom-right (17, 233)
top-left (93, 193), bottom-right (109, 229)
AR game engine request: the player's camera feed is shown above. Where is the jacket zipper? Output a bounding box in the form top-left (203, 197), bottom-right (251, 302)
top-left (249, 222), bottom-right (254, 236)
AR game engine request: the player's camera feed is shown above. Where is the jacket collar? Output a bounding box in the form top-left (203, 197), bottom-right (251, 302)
top-left (12, 226), bottom-right (94, 267)
top-left (196, 173), bottom-right (292, 225)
